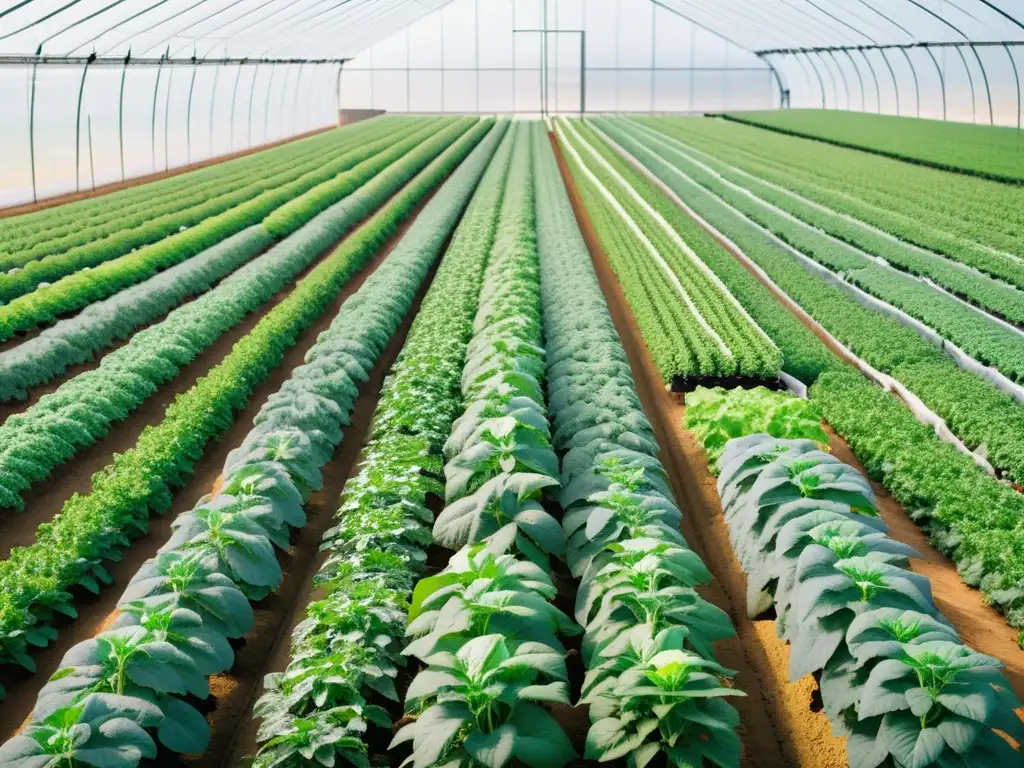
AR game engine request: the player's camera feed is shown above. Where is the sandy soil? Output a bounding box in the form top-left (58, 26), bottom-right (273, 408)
top-left (0, 127), bottom-right (333, 219)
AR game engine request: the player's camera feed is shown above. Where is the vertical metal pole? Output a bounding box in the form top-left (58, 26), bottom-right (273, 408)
top-left (28, 55), bottom-right (39, 203)
top-left (118, 58), bottom-right (129, 181)
top-left (900, 48), bottom-right (922, 118)
top-left (952, 44), bottom-right (977, 123)
top-left (185, 67), bottom-right (198, 164)
top-left (1004, 43), bottom-right (1021, 129)
top-left (336, 61), bottom-right (345, 121)
top-left (75, 60), bottom-right (91, 192)
top-left (968, 44), bottom-right (995, 126)
top-left (512, 0), bottom-right (517, 112)
top-left (856, 48), bottom-right (881, 112)
top-left (920, 46), bottom-right (944, 120)
top-left (543, 0), bottom-right (549, 115)
top-left (248, 63), bottom-right (261, 147)
top-left (841, 49), bottom-right (866, 111)
top-left (878, 48), bottom-right (900, 115)
top-left (291, 62), bottom-right (306, 135)
top-left (264, 64), bottom-right (276, 143)
top-left (650, 3), bottom-right (656, 113)
top-left (229, 64), bottom-right (243, 152)
top-left (803, 52), bottom-right (827, 108)
top-left (150, 62), bottom-right (161, 171)
top-left (689, 23), bottom-right (695, 112)
top-left (613, 0), bottom-right (619, 112)
top-left (88, 115), bottom-right (96, 191)
top-left (580, 30), bottom-right (586, 114)
top-left (439, 10), bottom-right (444, 112)
top-left (209, 61), bottom-right (223, 158)
top-left (475, 0), bottom-right (480, 112)
top-left (164, 65), bottom-right (173, 171)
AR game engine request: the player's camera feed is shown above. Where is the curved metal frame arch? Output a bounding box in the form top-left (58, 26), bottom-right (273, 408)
top-left (1004, 44), bottom-right (1022, 130)
top-left (825, 49), bottom-right (855, 109)
top-left (854, 47), bottom-right (881, 112)
top-left (875, 47), bottom-right (901, 115)
top-left (920, 45), bottom-right (947, 121)
top-left (228, 64), bottom-right (244, 152)
top-left (810, 50), bottom-right (839, 109)
top-left (247, 63), bottom-right (262, 148)
top-left (968, 43), bottom-right (995, 126)
top-left (840, 48), bottom-right (868, 111)
top-left (896, 47), bottom-right (920, 117)
top-left (150, 59), bottom-right (163, 172)
top-left (75, 59), bottom-right (92, 191)
top-left (800, 51), bottom-right (828, 107)
top-left (951, 44), bottom-right (979, 123)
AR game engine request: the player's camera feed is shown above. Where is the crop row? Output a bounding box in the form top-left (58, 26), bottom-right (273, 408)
top-left (0, 125), bottom-right (373, 247)
top-left (687, 397), bottom-right (1023, 767)
top-left (0, 226), bottom-right (272, 401)
top-left (721, 109), bottom-right (1024, 182)
top-left (533, 125), bottom-right (744, 766)
top-left (561, 118), bottom-right (782, 382)
top-left (594, 116), bottom-right (1024, 486)
top-left (642, 117), bottom-right (1024, 285)
top-left (0, 117), bottom-right (447, 343)
top-left (0, 119), bottom-right (501, 767)
top-left (0, 119), bottom-right (491, 684)
top-left (624, 119), bottom-right (1024, 384)
top-left (0, 120), bottom-right (411, 304)
top-left (649, 127), bottom-right (1024, 323)
top-left (0, 122), bottom-right (387, 278)
top-left (0, 118), bottom-right (476, 513)
top-left (588, 119), bottom-right (1024, 642)
top-left (250, 120), bottom-right (515, 768)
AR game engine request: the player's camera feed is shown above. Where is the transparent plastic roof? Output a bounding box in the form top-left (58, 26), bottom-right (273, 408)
top-left (0, 0), bottom-right (453, 59)
top-left (3, 0), bottom-right (1023, 61)
top-left (655, 0), bottom-right (1024, 51)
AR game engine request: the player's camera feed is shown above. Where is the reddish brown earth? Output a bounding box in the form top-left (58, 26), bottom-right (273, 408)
top-left (0, 127), bottom-right (333, 219)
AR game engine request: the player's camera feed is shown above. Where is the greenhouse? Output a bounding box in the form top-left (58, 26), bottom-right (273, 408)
top-left (0, 1), bottom-right (1023, 767)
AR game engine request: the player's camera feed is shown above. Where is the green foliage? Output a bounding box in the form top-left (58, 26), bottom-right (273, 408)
top-left (534, 125), bottom-right (745, 767)
top-left (557, 118), bottom-right (781, 383)
top-left (685, 386), bottom-right (828, 470)
top-left (0, 118), bottom-right (429, 343)
top-left (722, 109), bottom-right (1024, 182)
top-left (0, 118), bottom-right (490, 691)
top-left (597, 116), bottom-right (1024, 486)
top-left (247, 121), bottom-right (511, 768)
top-left (713, 433), bottom-right (1024, 767)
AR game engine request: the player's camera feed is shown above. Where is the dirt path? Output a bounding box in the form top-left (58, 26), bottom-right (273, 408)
top-left (0, 196), bottom-right (429, 739)
top-left (551, 133), bottom-right (843, 768)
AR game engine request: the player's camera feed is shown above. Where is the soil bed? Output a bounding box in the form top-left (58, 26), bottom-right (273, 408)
top-left (0, 190), bottom-right (429, 739)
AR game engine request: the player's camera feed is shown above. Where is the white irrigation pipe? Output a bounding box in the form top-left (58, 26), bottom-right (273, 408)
top-left (632, 121), bottom-right (1024, 342)
top-left (593, 121), bottom-right (997, 477)
top-left (623, 122), bottom-right (1024, 407)
top-left (554, 120), bottom-right (734, 361)
top-left (560, 117), bottom-right (779, 354)
top-left (646, 123), bottom-right (1024, 295)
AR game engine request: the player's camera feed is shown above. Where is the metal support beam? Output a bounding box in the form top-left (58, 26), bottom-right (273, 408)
top-left (264, 63), bottom-right (277, 145)
top-left (229, 64), bottom-right (244, 151)
top-left (898, 47), bottom-right (920, 117)
top-left (29, 55), bottom-right (39, 203)
top-left (209, 59), bottom-right (223, 158)
top-left (952, 44), bottom-right (977, 123)
top-left (514, 28), bottom-right (586, 115)
top-left (185, 67), bottom-right (198, 163)
top-left (1005, 43), bottom-right (1021, 130)
top-left (164, 66), bottom-right (173, 170)
top-left (150, 60), bottom-right (162, 172)
top-left (968, 43), bottom-right (995, 126)
top-left (804, 51), bottom-right (830, 108)
top-left (118, 56), bottom-right (129, 181)
top-left (877, 48), bottom-right (900, 115)
top-left (75, 59), bottom-right (92, 191)
top-left (823, 49), bottom-right (852, 110)
top-left (841, 48), bottom-right (867, 111)
top-left (0, 54), bottom-right (349, 66)
top-left (855, 47), bottom-right (881, 112)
